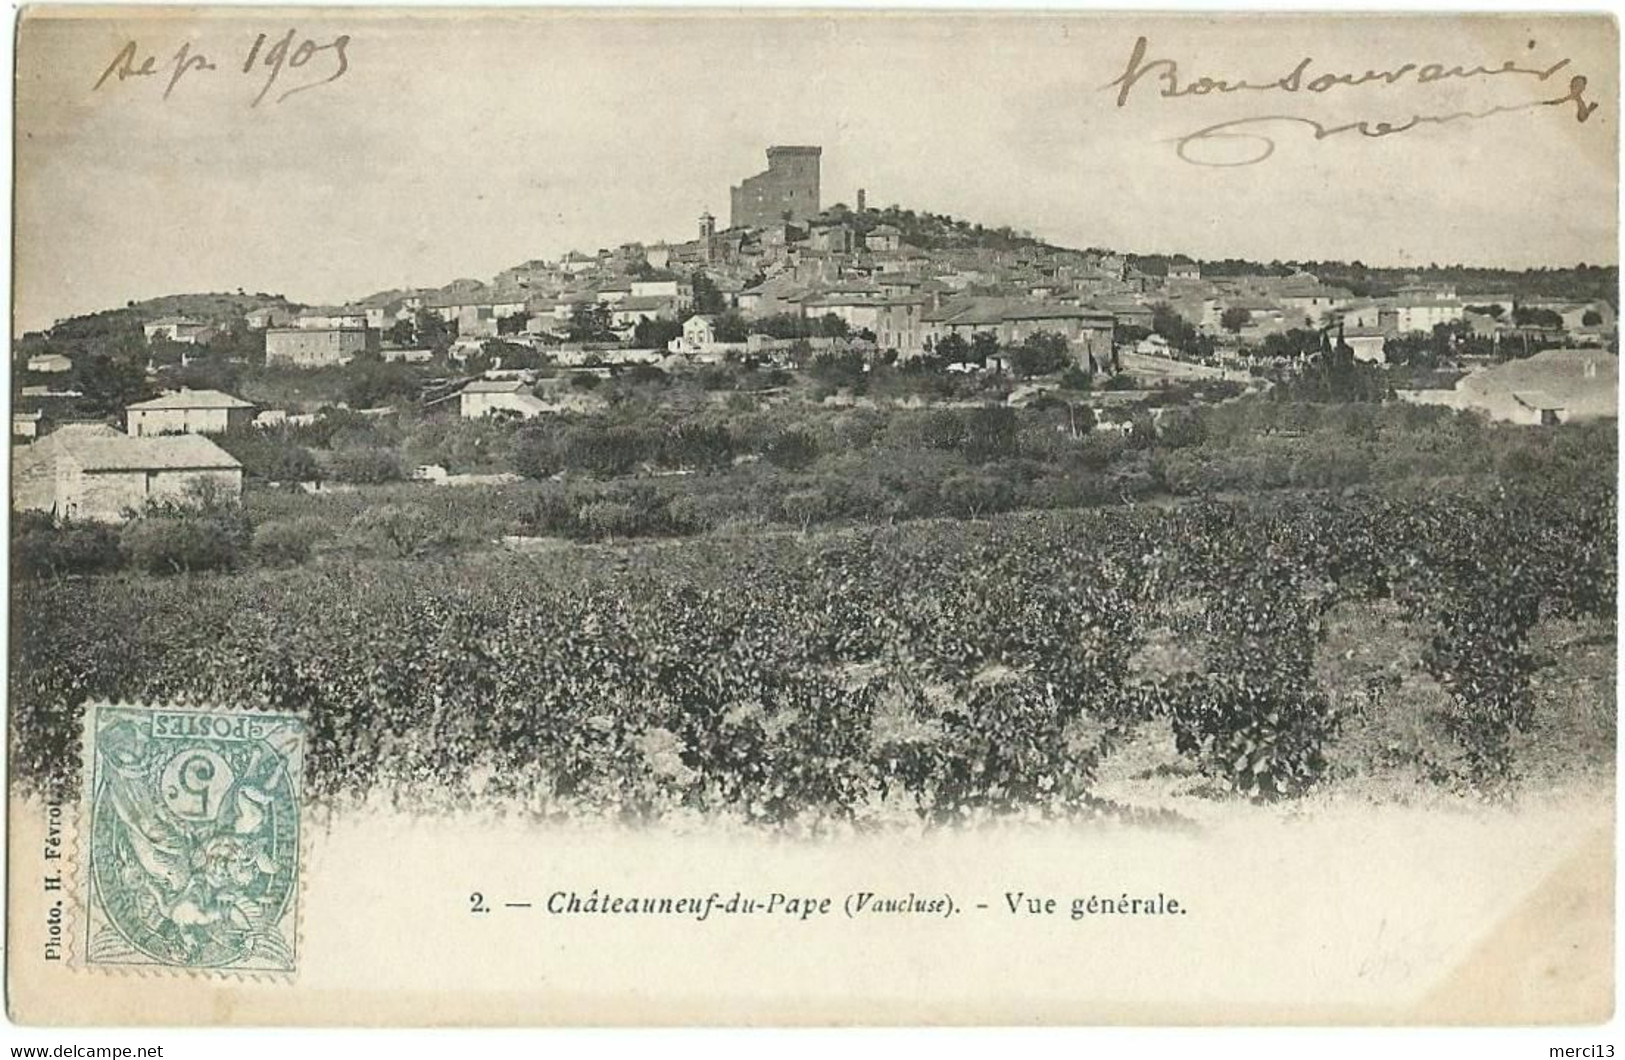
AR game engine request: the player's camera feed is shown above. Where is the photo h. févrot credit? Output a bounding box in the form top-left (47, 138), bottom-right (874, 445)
top-left (5, 7), bottom-right (1619, 1027)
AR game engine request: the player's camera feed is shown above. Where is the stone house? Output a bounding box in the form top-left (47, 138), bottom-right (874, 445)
top-left (13, 424), bottom-right (242, 522)
top-left (864, 224), bottom-right (902, 253)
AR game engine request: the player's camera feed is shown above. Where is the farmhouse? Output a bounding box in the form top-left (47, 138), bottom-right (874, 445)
top-left (801, 288), bottom-right (888, 336)
top-left (864, 224), bottom-right (902, 253)
top-left (1277, 284), bottom-right (1354, 327)
top-left (610, 295), bottom-right (680, 331)
top-left (925, 299), bottom-right (1115, 369)
top-left (143, 318), bottom-right (211, 344)
top-left (1398, 349), bottom-right (1617, 424)
top-left (1343, 328), bottom-right (1388, 364)
top-left (125, 389), bottom-right (256, 437)
top-left (13, 424), bottom-right (242, 522)
top-left (296, 306), bottom-right (370, 330)
top-left (25, 353), bottom-right (73, 374)
top-left (381, 347), bottom-right (436, 364)
top-left (13, 410), bottom-right (46, 440)
top-left (459, 380), bottom-right (552, 419)
top-left (1343, 297), bottom-right (1465, 334)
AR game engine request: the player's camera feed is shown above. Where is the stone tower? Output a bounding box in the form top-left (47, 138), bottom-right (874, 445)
top-left (729, 145), bottom-right (821, 229)
top-left (699, 211), bottom-right (716, 262)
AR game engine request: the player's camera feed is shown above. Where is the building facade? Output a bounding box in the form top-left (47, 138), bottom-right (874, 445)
top-left (265, 327), bottom-right (376, 368)
top-left (126, 389), bottom-right (256, 436)
top-left (730, 146), bottom-right (822, 229)
top-left (460, 380), bottom-right (551, 419)
top-left (13, 425), bottom-right (242, 522)
top-left (143, 318), bottom-right (211, 344)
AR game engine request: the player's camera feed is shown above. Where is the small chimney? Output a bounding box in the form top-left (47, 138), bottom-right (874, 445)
top-left (857, 188), bottom-right (867, 212)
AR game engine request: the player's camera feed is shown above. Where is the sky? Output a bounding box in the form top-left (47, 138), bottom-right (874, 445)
top-left (13, 8), bottom-right (1619, 334)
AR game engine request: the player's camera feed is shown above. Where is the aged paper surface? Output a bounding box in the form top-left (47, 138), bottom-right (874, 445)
top-left (7, 6), bottom-right (1618, 1026)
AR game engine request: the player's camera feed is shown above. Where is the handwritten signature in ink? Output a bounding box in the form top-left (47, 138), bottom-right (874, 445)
top-left (1105, 35), bottom-right (1599, 167)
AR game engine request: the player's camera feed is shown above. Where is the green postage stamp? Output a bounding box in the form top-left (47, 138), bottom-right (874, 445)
top-left (79, 703), bottom-right (305, 975)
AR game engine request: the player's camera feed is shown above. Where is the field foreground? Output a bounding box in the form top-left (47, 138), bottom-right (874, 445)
top-left (12, 482), bottom-right (1614, 826)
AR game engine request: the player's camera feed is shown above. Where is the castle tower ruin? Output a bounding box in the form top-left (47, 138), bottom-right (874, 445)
top-left (729, 145), bottom-right (821, 229)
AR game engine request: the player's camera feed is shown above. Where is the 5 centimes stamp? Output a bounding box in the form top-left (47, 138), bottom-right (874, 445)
top-left (78, 703), bottom-right (305, 975)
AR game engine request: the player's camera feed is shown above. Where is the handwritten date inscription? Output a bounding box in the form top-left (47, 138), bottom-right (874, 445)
top-left (94, 30), bottom-right (350, 106)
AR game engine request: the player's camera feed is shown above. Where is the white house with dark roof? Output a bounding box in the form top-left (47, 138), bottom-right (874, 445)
top-left (125, 389), bottom-right (256, 437)
top-left (459, 379), bottom-right (552, 420)
top-left (296, 306), bottom-right (370, 330)
top-left (25, 353), bottom-right (73, 374)
top-left (12, 424), bottom-right (242, 522)
top-left (142, 317), bottom-right (211, 344)
top-left (610, 295), bottom-right (679, 331)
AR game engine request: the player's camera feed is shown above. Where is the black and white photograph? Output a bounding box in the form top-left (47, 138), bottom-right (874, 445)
top-left (5, 5), bottom-right (1618, 1033)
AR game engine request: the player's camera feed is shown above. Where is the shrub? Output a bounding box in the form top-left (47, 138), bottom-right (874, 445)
top-left (665, 491), bottom-right (746, 534)
top-left (11, 518), bottom-right (125, 579)
top-left (214, 432), bottom-right (321, 484)
top-left (576, 501), bottom-right (639, 541)
top-left (520, 482), bottom-right (696, 542)
top-left (780, 488), bottom-right (838, 532)
top-left (121, 517), bottom-right (245, 575)
top-left (1059, 365), bottom-right (1093, 391)
top-left (1150, 451), bottom-right (1209, 496)
top-left (939, 472), bottom-right (1016, 519)
top-left (959, 406), bottom-right (1019, 462)
top-left (512, 427), bottom-right (559, 480)
top-left (659, 423), bottom-right (734, 473)
top-left (761, 429), bottom-right (820, 471)
top-left (1156, 409), bottom-right (1207, 450)
top-left (329, 446), bottom-right (404, 484)
top-left (253, 517), bottom-right (331, 566)
top-left (561, 424), bottom-right (651, 478)
top-left (348, 506), bottom-right (439, 557)
top-left (1289, 448), bottom-right (1372, 490)
top-left (1166, 675), bottom-right (1339, 800)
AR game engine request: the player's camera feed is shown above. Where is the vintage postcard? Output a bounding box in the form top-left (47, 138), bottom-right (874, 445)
top-left (6, 6), bottom-right (1618, 1026)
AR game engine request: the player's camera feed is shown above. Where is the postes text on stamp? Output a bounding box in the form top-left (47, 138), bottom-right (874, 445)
top-left (80, 703), bottom-right (304, 974)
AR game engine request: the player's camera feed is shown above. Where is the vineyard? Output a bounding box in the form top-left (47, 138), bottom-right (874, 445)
top-left (11, 477), bottom-right (1615, 828)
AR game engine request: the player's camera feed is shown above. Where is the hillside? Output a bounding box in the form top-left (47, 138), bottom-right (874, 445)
top-left (24, 292), bottom-right (301, 344)
top-left (808, 203), bottom-right (1053, 255)
top-left (1129, 255), bottom-right (1619, 306)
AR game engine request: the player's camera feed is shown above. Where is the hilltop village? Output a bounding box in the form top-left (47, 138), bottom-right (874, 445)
top-left (10, 144), bottom-right (1619, 534)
